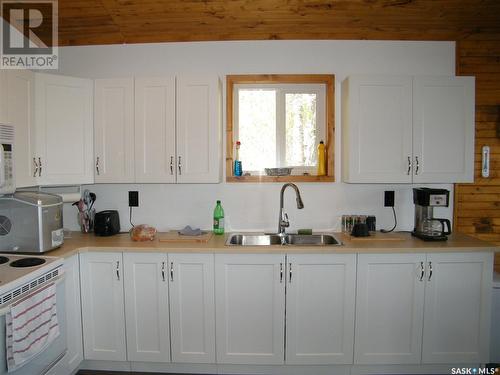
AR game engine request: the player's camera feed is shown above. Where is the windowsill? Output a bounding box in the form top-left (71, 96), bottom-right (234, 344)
top-left (226, 175), bottom-right (334, 183)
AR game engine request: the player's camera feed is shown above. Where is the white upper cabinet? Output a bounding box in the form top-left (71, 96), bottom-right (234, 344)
top-left (342, 75), bottom-right (413, 183)
top-left (169, 253), bottom-right (216, 363)
top-left (413, 76), bottom-right (475, 183)
top-left (286, 254), bottom-right (356, 365)
top-left (7, 70), bottom-right (37, 187)
top-left (35, 73), bottom-right (94, 185)
top-left (123, 253), bottom-right (171, 363)
top-left (176, 76), bottom-right (221, 183)
top-left (422, 252), bottom-right (492, 364)
top-left (355, 253), bottom-right (425, 365)
top-left (94, 78), bottom-right (135, 183)
top-left (342, 75), bottom-right (475, 183)
top-left (0, 70), bottom-right (8, 124)
top-left (134, 76), bottom-right (176, 183)
top-left (215, 254), bottom-right (285, 365)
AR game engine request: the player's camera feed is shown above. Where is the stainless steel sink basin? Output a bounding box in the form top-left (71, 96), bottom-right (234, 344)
top-left (226, 234), bottom-right (342, 246)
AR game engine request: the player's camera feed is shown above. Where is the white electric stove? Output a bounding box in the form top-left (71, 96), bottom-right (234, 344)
top-left (0, 254), bottom-right (64, 307)
top-left (0, 253), bottom-right (66, 375)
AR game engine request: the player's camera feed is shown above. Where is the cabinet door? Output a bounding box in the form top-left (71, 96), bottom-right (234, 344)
top-left (176, 76), bottom-right (221, 183)
top-left (94, 78), bottom-right (134, 183)
top-left (135, 77), bottom-right (176, 183)
top-left (63, 254), bottom-right (83, 373)
top-left (123, 253), bottom-right (170, 362)
top-left (35, 73), bottom-right (94, 185)
top-left (7, 70), bottom-right (37, 187)
top-left (169, 253), bottom-right (215, 363)
top-left (215, 254), bottom-right (285, 364)
top-left (0, 70), bottom-right (7, 123)
top-left (413, 76), bottom-right (475, 183)
top-left (80, 252), bottom-right (126, 361)
top-left (286, 254), bottom-right (356, 364)
top-left (355, 253), bottom-right (425, 364)
top-left (422, 252), bottom-right (493, 363)
top-left (342, 75), bottom-right (413, 183)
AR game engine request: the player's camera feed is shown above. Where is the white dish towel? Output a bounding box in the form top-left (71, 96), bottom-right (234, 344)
top-left (6, 282), bottom-right (60, 372)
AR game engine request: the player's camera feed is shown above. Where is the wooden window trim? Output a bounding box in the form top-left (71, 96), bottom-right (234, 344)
top-left (226, 74), bottom-right (335, 183)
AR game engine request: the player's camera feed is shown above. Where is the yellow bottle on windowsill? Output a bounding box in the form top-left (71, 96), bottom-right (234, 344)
top-left (317, 140), bottom-right (326, 176)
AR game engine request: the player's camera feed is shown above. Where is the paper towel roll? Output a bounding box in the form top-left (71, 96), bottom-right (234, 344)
top-left (58, 193), bottom-right (81, 203)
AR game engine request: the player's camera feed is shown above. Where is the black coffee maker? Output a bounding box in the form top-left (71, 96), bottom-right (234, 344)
top-left (412, 188), bottom-right (451, 241)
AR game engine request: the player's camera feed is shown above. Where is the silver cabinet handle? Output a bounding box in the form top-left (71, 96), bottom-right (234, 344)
top-left (428, 261), bottom-right (433, 281)
top-left (289, 263), bottom-right (292, 283)
top-left (33, 157), bottom-right (38, 177)
top-left (178, 156), bottom-right (182, 175)
top-left (161, 261), bottom-right (166, 282)
top-left (415, 156), bottom-right (420, 175)
top-left (170, 262), bottom-right (174, 281)
top-left (38, 157), bottom-right (42, 177)
top-left (170, 156), bottom-right (174, 175)
top-left (280, 263), bottom-right (283, 283)
top-left (96, 156), bottom-right (100, 175)
top-left (116, 261), bottom-right (120, 281)
top-left (419, 261), bottom-right (425, 281)
top-left (407, 156), bottom-right (412, 175)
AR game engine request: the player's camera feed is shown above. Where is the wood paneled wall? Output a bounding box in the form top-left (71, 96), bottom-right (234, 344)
top-left (455, 35), bottom-right (500, 273)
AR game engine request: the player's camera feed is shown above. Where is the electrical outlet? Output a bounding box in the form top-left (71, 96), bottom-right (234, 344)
top-left (384, 191), bottom-right (395, 207)
top-left (128, 191), bottom-right (139, 207)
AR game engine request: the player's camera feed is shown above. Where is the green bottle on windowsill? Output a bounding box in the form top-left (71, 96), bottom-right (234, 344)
top-left (213, 200), bottom-right (225, 235)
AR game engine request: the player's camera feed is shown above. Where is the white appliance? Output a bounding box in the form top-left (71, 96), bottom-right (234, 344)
top-left (491, 272), bottom-right (500, 363)
top-left (0, 254), bottom-right (66, 374)
top-left (0, 124), bottom-right (15, 195)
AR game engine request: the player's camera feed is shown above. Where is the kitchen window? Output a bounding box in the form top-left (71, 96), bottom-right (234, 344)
top-left (227, 75), bottom-right (334, 182)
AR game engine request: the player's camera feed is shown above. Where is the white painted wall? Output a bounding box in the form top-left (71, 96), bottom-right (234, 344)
top-left (57, 40), bottom-right (456, 233)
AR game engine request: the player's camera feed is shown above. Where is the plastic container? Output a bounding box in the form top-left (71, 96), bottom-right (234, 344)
top-left (234, 141), bottom-right (242, 176)
top-left (213, 200), bottom-right (225, 235)
top-left (317, 140), bottom-right (326, 176)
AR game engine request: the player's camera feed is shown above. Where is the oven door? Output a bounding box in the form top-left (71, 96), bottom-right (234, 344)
top-left (0, 280), bottom-right (67, 375)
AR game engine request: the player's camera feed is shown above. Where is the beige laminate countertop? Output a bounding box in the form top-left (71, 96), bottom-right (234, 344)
top-left (47, 231), bottom-right (500, 259)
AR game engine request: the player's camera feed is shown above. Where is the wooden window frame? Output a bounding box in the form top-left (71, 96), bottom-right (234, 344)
top-left (226, 74), bottom-right (335, 183)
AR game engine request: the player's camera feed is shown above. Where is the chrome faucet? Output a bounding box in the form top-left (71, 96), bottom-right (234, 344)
top-left (278, 183), bottom-right (304, 239)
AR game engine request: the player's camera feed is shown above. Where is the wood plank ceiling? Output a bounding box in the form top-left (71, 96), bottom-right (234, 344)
top-left (57, 0), bottom-right (500, 46)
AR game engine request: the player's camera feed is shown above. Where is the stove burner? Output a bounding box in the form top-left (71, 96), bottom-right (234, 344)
top-left (0, 256), bottom-right (9, 265)
top-left (9, 258), bottom-right (46, 268)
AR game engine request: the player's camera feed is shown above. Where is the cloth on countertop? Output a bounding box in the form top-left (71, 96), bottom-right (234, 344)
top-left (6, 282), bottom-right (60, 372)
top-left (178, 225), bottom-right (205, 236)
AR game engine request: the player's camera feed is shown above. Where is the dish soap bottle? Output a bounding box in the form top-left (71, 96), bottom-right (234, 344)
top-left (234, 141), bottom-right (242, 176)
top-left (213, 200), bottom-right (225, 235)
top-left (317, 140), bottom-right (326, 176)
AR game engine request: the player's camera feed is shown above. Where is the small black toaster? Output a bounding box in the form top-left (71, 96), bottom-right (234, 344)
top-left (94, 210), bottom-right (120, 236)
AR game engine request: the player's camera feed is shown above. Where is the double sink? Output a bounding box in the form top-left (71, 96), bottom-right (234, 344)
top-left (226, 234), bottom-right (342, 246)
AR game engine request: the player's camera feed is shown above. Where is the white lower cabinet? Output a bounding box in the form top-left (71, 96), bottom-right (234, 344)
top-left (80, 252), bottom-right (127, 361)
top-left (123, 253), bottom-right (171, 363)
top-left (422, 252), bottom-right (492, 363)
top-left (215, 254), bottom-right (286, 365)
top-left (63, 254), bottom-right (84, 372)
top-left (355, 252), bottom-right (493, 365)
top-left (76, 250), bottom-right (493, 371)
top-left (286, 254), bottom-right (356, 364)
top-left (169, 253), bottom-right (216, 363)
top-left (355, 253), bottom-right (425, 364)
